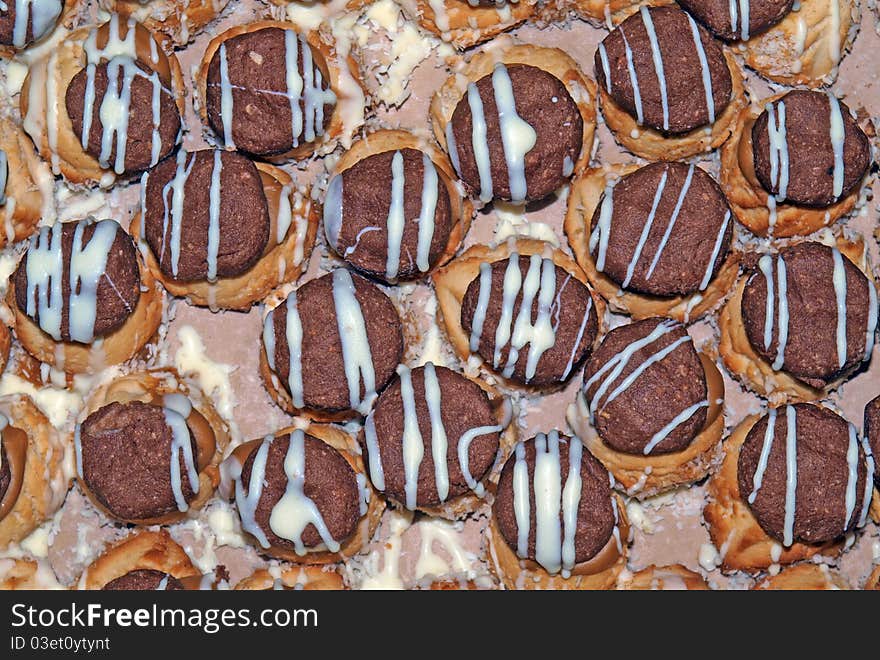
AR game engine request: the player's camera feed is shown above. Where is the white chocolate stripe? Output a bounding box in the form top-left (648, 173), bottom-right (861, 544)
top-left (332, 268), bottom-right (377, 413)
top-left (748, 407), bottom-right (777, 504)
top-left (385, 151), bottom-right (406, 281)
top-left (831, 248), bottom-right (848, 369)
top-left (492, 63), bottom-right (537, 204)
top-left (699, 210), bottom-right (730, 291)
top-left (600, 335), bottom-right (689, 413)
top-left (827, 93), bottom-right (846, 200)
top-left (783, 404), bottom-right (797, 547)
top-left (561, 297), bottom-right (592, 381)
top-left (469, 262), bottom-right (493, 352)
top-left (234, 435), bottom-right (273, 548)
top-left (640, 7), bottom-right (669, 132)
top-left (512, 442), bottom-right (530, 558)
top-left (206, 150), bottom-right (223, 282)
top-left (857, 434), bottom-right (874, 527)
top-left (589, 183), bottom-right (615, 272)
top-left (623, 168), bottom-right (667, 288)
top-left (772, 255), bottom-right (789, 371)
top-left (423, 362), bottom-right (449, 501)
top-left (620, 28), bottom-right (644, 125)
top-left (533, 431), bottom-right (563, 574)
top-left (467, 82), bottom-right (493, 203)
top-left (843, 423), bottom-right (858, 532)
top-left (642, 400), bottom-right (708, 455)
top-left (560, 436), bottom-right (583, 577)
top-left (399, 364), bottom-right (425, 510)
top-left (646, 165), bottom-right (694, 280)
top-left (218, 43), bottom-right (235, 149)
top-left (865, 280), bottom-right (878, 360)
top-left (415, 153), bottom-right (439, 272)
top-left (758, 255), bottom-right (775, 351)
top-left (687, 14), bottom-right (716, 124)
top-left (165, 405), bottom-right (200, 512)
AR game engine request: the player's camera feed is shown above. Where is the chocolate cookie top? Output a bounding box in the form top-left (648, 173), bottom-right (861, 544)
top-left (103, 569), bottom-right (185, 591)
top-left (738, 404), bottom-right (873, 546)
top-left (740, 242), bottom-right (878, 388)
top-left (0, 0), bottom-right (63, 49)
top-left (324, 148), bottom-right (453, 283)
top-left (752, 90), bottom-right (871, 208)
top-left (589, 162), bottom-right (733, 297)
top-left (362, 363), bottom-right (502, 509)
top-left (66, 58), bottom-right (181, 177)
top-left (862, 395), bottom-right (880, 485)
top-left (446, 63), bottom-right (582, 203)
top-left (494, 432), bottom-right (618, 574)
top-left (595, 6), bottom-right (732, 134)
top-left (262, 269), bottom-right (404, 415)
top-left (76, 400), bottom-right (202, 521)
top-left (0, 441), bottom-right (10, 506)
top-left (205, 27), bottom-right (337, 157)
top-left (0, 149), bottom-right (7, 206)
top-left (235, 430), bottom-right (362, 554)
top-left (676, 0), bottom-right (794, 41)
top-left (142, 149), bottom-right (271, 282)
top-left (460, 252), bottom-right (598, 387)
top-left (583, 318), bottom-right (709, 455)
top-left (13, 219), bottom-right (141, 344)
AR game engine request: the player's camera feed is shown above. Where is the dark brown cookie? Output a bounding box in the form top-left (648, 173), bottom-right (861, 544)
top-left (264, 269), bottom-right (404, 415)
top-left (583, 318), bottom-right (708, 455)
top-left (447, 63), bottom-right (582, 203)
top-left (324, 148), bottom-right (453, 283)
top-left (0, 0), bottom-right (64, 49)
top-left (142, 149), bottom-right (270, 282)
top-left (589, 162), bottom-right (733, 297)
top-left (102, 569), bottom-right (185, 590)
top-left (13, 219), bottom-right (141, 343)
top-left (494, 433), bottom-right (615, 567)
top-left (676, 0), bottom-right (794, 41)
top-left (78, 401), bottom-right (199, 521)
top-left (738, 404), bottom-right (870, 545)
top-left (460, 253), bottom-right (598, 387)
top-left (752, 90), bottom-right (871, 207)
top-left (0, 441), bottom-right (10, 506)
top-left (740, 242), bottom-right (877, 388)
top-left (362, 364), bottom-right (500, 508)
top-left (205, 27), bottom-right (335, 157)
top-left (238, 432), bottom-right (361, 552)
top-left (595, 6), bottom-right (732, 134)
top-left (862, 395), bottom-right (880, 485)
top-left (66, 60), bottom-right (181, 176)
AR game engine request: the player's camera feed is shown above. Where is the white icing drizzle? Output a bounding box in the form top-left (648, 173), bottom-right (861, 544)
top-left (156, 575), bottom-right (168, 590)
top-left (729, 0), bottom-right (751, 40)
top-left (646, 165), bottom-right (694, 281)
top-left (422, 362), bottom-right (449, 501)
top-left (639, 7), bottom-right (669, 132)
top-left (560, 436), bottom-right (583, 577)
top-left (699, 210), bottom-right (730, 291)
top-left (332, 268), bottom-right (377, 413)
top-left (269, 429), bottom-right (340, 555)
top-left (9, 0), bottom-right (62, 48)
top-left (782, 405), bottom-right (797, 547)
top-left (589, 183), bottom-right (615, 272)
top-left (363, 414), bottom-right (384, 491)
top-left (399, 364), bottom-right (425, 510)
top-left (865, 280), bottom-right (878, 360)
top-left (620, 27), bottom-right (643, 125)
top-left (445, 121), bottom-right (461, 177)
top-left (843, 423), bottom-right (858, 532)
top-left (466, 81), bottom-right (493, 202)
top-left (164, 405), bottom-right (200, 512)
top-left (772, 255), bottom-right (789, 371)
top-left (597, 43), bottom-right (612, 93)
top-left (492, 63), bottom-right (537, 203)
top-left (283, 29), bottom-right (304, 148)
top-left (158, 150), bottom-right (196, 277)
top-left (218, 43), bottom-right (235, 149)
top-left (687, 13), bottom-right (716, 124)
top-left (561, 297), bottom-right (592, 381)
top-left (831, 247), bottom-right (848, 369)
top-left (624, 168), bottom-right (668, 288)
top-left (385, 151), bottom-right (406, 281)
top-left (642, 401), bottom-right (708, 455)
top-left (758, 255), bottom-right (775, 350)
top-left (857, 434), bottom-right (874, 527)
top-left (276, 184), bottom-right (293, 245)
top-left (206, 150), bottom-right (223, 282)
top-left (828, 0), bottom-right (841, 64)
top-left (323, 172), bottom-right (343, 251)
top-left (766, 101), bottom-right (789, 201)
top-left (0, 150), bottom-right (7, 206)
top-left (827, 93), bottom-right (845, 201)
top-left (468, 262), bottom-right (493, 353)
top-left (748, 407), bottom-right (777, 504)
top-left (512, 442), bottom-right (530, 558)
top-left (415, 153), bottom-right (439, 273)
top-left (533, 432), bottom-right (563, 574)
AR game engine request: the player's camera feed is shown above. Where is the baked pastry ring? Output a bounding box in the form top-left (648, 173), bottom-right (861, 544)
top-left (594, 6), bottom-right (747, 161)
top-left (19, 15), bottom-right (185, 186)
top-left (0, 558), bottom-right (66, 589)
top-left (487, 432), bottom-right (629, 590)
top-left (565, 163), bottom-right (741, 322)
top-left (566, 0), bottom-right (644, 26)
top-left (0, 393), bottom-right (69, 549)
top-left (866, 565), bottom-right (880, 590)
top-left (0, 0), bottom-right (79, 57)
top-left (234, 565), bottom-right (345, 590)
top-left (568, 318), bottom-right (725, 498)
top-left (195, 20), bottom-right (362, 161)
top-left (720, 90), bottom-right (871, 238)
top-left (430, 43), bottom-right (597, 205)
top-left (323, 129), bottom-right (472, 285)
top-left (74, 369), bottom-right (230, 525)
top-left (433, 238), bottom-right (605, 389)
top-left (8, 218), bottom-right (164, 375)
top-left (0, 117), bottom-right (50, 248)
top-left (221, 422), bottom-right (384, 564)
top-left (79, 530), bottom-right (200, 590)
top-left (407, 0), bottom-right (537, 49)
top-left (753, 563), bottom-right (849, 590)
top-left (719, 236), bottom-right (877, 402)
top-left (703, 404), bottom-right (868, 573)
top-left (98, 0), bottom-right (232, 46)
top-left (360, 362), bottom-right (516, 519)
top-left (616, 564), bottom-right (710, 590)
top-left (131, 151), bottom-right (319, 311)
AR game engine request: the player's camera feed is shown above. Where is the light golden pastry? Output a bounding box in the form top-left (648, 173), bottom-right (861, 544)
top-left (221, 422), bottom-right (384, 564)
top-left (866, 565), bottom-right (880, 590)
top-left (617, 564), bottom-right (710, 590)
top-left (19, 15), bottom-right (186, 186)
top-left (323, 129), bottom-right (472, 285)
top-left (568, 318), bottom-right (726, 498)
top-left (234, 565), bottom-right (345, 590)
top-left (0, 117), bottom-right (50, 248)
top-left (433, 237), bottom-right (606, 390)
top-left (195, 20), bottom-right (362, 162)
top-left (719, 91), bottom-right (872, 238)
top-left (8, 217), bottom-right (164, 375)
top-left (564, 163), bottom-right (741, 322)
top-left (405, 0), bottom-right (537, 49)
top-left (0, 393), bottom-right (69, 549)
top-left (131, 153), bottom-right (319, 311)
top-left (0, 558), bottom-right (66, 589)
top-left (718, 236), bottom-right (876, 402)
top-left (99, 0), bottom-right (231, 46)
top-left (74, 369), bottom-right (230, 525)
top-left (0, 0), bottom-right (80, 57)
top-left (79, 530), bottom-right (200, 590)
top-left (753, 563), bottom-right (849, 590)
top-left (563, 0), bottom-right (645, 26)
